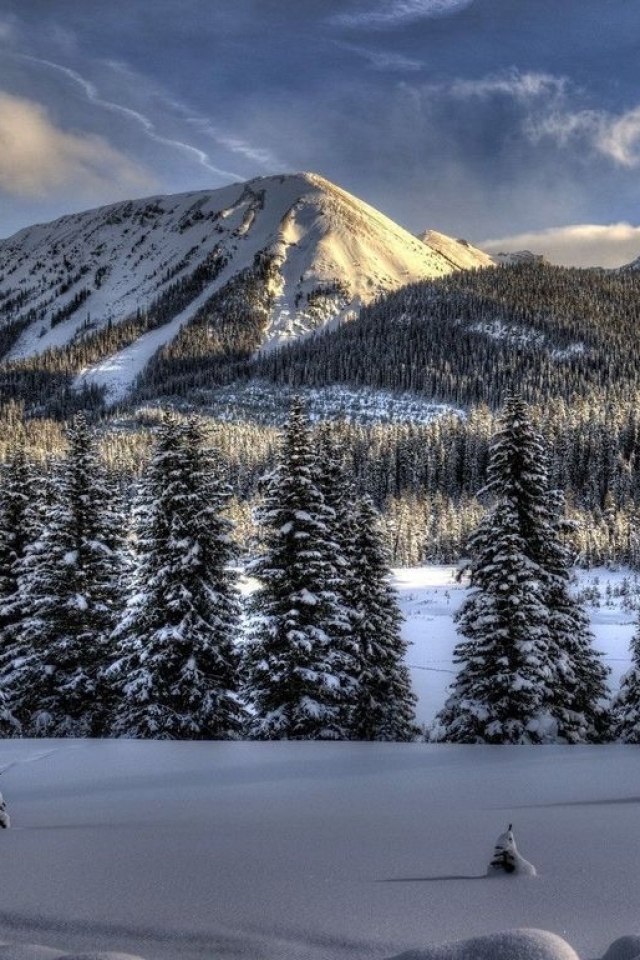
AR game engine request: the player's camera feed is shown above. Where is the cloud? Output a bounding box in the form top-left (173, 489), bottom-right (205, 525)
top-left (19, 55), bottom-right (241, 180)
top-left (447, 70), bottom-right (567, 101)
top-left (525, 101), bottom-right (640, 169)
top-left (334, 41), bottom-right (423, 71)
top-left (0, 91), bottom-right (155, 198)
top-left (104, 58), bottom-right (283, 173)
top-left (481, 223), bottom-right (640, 269)
top-left (330, 0), bottom-right (475, 29)
top-left (597, 105), bottom-right (640, 167)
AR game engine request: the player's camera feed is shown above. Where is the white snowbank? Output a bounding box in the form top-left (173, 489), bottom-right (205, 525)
top-left (391, 929), bottom-right (579, 960)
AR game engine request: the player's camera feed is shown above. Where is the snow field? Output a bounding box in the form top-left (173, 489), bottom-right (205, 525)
top-left (0, 741), bottom-right (639, 960)
top-left (397, 566), bottom-right (636, 728)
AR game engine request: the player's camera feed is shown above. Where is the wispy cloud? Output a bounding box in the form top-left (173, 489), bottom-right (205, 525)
top-left (447, 70), bottom-right (567, 101)
top-left (525, 101), bottom-right (640, 169)
top-left (330, 0), bottom-right (475, 29)
top-left (482, 223), bottom-right (640, 269)
top-left (597, 106), bottom-right (640, 167)
top-left (0, 91), bottom-right (155, 198)
top-left (105, 58), bottom-right (282, 172)
top-left (335, 41), bottom-right (423, 71)
top-left (18, 54), bottom-right (241, 181)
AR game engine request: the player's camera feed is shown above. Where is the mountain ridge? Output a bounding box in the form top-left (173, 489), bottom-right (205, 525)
top-left (0, 172), bottom-right (494, 405)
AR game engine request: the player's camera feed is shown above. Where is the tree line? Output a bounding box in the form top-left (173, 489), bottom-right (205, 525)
top-left (1, 399), bottom-right (640, 743)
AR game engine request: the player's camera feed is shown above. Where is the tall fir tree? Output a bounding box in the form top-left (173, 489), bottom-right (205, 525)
top-left (0, 446), bottom-right (35, 736)
top-left (433, 497), bottom-right (555, 742)
top-left (242, 399), bottom-right (353, 739)
top-left (433, 396), bottom-right (609, 743)
top-left (109, 416), bottom-right (244, 739)
top-left (350, 496), bottom-right (417, 741)
top-left (611, 619), bottom-right (640, 742)
top-left (9, 416), bottom-right (123, 736)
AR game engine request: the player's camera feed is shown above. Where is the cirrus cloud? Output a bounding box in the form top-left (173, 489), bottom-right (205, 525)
top-left (525, 102), bottom-right (640, 169)
top-left (0, 90), bottom-right (156, 198)
top-left (330, 0), bottom-right (475, 29)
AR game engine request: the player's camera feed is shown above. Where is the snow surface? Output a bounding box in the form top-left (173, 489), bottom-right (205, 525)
top-left (416, 231), bottom-right (495, 271)
top-left (397, 565), bottom-right (635, 728)
top-left (0, 566), bottom-right (637, 960)
top-left (0, 740), bottom-right (639, 960)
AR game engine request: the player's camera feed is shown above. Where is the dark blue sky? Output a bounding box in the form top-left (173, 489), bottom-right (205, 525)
top-left (2, 0), bottom-right (640, 264)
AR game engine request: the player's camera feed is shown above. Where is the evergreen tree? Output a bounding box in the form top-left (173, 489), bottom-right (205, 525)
top-left (433, 498), bottom-right (555, 742)
top-left (434, 396), bottom-right (609, 743)
top-left (0, 446), bottom-right (35, 735)
top-left (109, 416), bottom-right (244, 739)
top-left (242, 399), bottom-right (353, 739)
top-left (10, 415), bottom-right (123, 736)
top-left (350, 496), bottom-right (417, 741)
top-left (612, 619), bottom-right (640, 742)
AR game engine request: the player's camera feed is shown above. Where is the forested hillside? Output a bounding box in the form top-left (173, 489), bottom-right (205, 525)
top-left (2, 261), bottom-right (640, 568)
top-left (250, 262), bottom-right (640, 406)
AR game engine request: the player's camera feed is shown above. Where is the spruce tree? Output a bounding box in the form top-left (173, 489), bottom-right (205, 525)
top-left (0, 446), bottom-right (35, 736)
top-left (242, 399), bottom-right (352, 739)
top-left (350, 496), bottom-right (417, 741)
top-left (9, 416), bottom-right (123, 736)
top-left (109, 416), bottom-right (244, 739)
top-left (612, 620), bottom-right (640, 742)
top-left (433, 396), bottom-right (609, 743)
top-left (433, 498), bottom-right (554, 742)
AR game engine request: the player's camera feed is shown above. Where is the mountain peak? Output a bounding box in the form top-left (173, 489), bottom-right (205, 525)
top-left (0, 173), bottom-right (493, 404)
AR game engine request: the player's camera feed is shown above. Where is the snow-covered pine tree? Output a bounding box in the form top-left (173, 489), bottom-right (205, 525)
top-left (0, 446), bottom-right (35, 736)
top-left (350, 496), bottom-right (417, 741)
top-left (315, 422), bottom-right (360, 730)
top-left (539, 490), bottom-right (611, 742)
top-left (109, 415), bottom-right (244, 739)
top-left (487, 398), bottom-right (609, 741)
top-left (433, 497), bottom-right (554, 742)
top-left (9, 416), bottom-right (123, 736)
top-left (611, 618), bottom-right (640, 742)
top-left (242, 399), bottom-right (352, 739)
top-left (433, 396), bottom-right (608, 743)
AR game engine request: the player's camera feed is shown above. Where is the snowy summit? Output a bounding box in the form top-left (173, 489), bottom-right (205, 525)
top-left (0, 173), bottom-right (491, 403)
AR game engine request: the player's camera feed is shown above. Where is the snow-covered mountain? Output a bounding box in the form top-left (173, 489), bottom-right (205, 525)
top-left (0, 173), bottom-right (493, 401)
top-left (618, 254), bottom-right (640, 272)
top-left (416, 229), bottom-right (494, 270)
top-left (490, 249), bottom-right (547, 266)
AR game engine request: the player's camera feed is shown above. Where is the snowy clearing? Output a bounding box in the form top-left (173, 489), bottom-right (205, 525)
top-left (0, 565), bottom-right (637, 960)
top-left (398, 565), bottom-right (636, 728)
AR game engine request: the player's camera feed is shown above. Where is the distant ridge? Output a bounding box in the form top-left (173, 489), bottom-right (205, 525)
top-left (417, 229), bottom-right (494, 270)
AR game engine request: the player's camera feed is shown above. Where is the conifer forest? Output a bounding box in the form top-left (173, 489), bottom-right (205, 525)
top-left (3, 261), bottom-right (640, 742)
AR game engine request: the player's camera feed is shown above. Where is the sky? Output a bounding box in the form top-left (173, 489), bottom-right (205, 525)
top-left (1, 0), bottom-right (640, 266)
